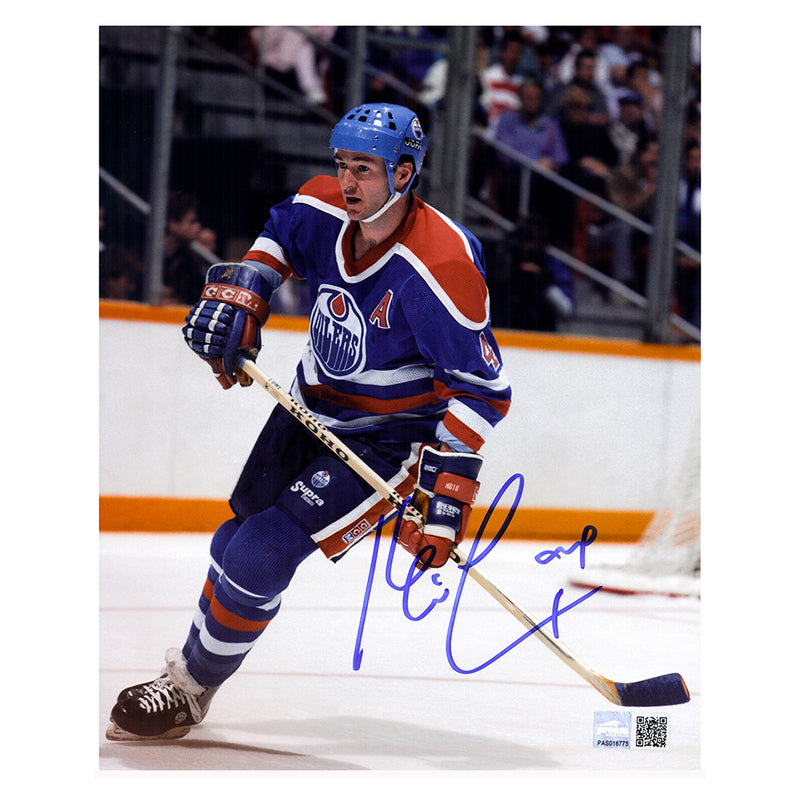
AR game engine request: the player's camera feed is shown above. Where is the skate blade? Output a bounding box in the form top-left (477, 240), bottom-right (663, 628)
top-left (105, 721), bottom-right (192, 741)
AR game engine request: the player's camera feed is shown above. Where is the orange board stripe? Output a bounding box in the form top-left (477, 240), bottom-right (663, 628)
top-left (100, 300), bottom-right (699, 362)
top-left (99, 495), bottom-right (653, 543)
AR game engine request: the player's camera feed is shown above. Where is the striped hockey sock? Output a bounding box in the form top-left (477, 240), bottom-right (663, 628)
top-left (181, 518), bottom-right (240, 660)
top-left (185, 573), bottom-right (281, 687)
top-left (181, 508), bottom-right (317, 688)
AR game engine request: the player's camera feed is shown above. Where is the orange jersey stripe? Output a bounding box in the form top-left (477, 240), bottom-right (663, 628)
top-left (433, 379), bottom-right (512, 418)
top-left (300, 381), bottom-right (441, 415)
top-left (442, 411), bottom-right (486, 452)
top-left (241, 249), bottom-right (296, 282)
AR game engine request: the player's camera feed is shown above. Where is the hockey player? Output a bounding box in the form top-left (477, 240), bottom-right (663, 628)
top-left (107, 104), bottom-right (512, 741)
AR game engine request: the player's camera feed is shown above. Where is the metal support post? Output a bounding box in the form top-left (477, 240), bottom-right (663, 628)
top-left (143, 26), bottom-right (180, 305)
top-left (440, 27), bottom-right (476, 223)
top-left (645, 26), bottom-right (692, 342)
top-left (345, 27), bottom-right (367, 110)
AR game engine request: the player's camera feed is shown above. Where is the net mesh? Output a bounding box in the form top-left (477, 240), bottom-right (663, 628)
top-left (573, 418), bottom-right (700, 597)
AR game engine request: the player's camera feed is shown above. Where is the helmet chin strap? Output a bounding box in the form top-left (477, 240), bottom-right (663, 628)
top-left (361, 165), bottom-right (414, 223)
top-left (360, 186), bottom-right (407, 224)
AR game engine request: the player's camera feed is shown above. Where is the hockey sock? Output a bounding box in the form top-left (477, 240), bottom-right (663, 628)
top-left (184, 507), bottom-right (317, 687)
top-left (181, 517), bottom-right (240, 660)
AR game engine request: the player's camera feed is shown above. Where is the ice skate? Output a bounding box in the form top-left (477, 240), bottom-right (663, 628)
top-left (115, 673), bottom-right (167, 704)
top-left (106, 649), bottom-right (217, 741)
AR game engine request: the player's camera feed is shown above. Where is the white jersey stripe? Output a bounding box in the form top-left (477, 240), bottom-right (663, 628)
top-left (446, 398), bottom-right (495, 445)
top-left (445, 366), bottom-right (511, 393)
top-left (293, 192), bottom-right (350, 221)
top-left (248, 236), bottom-right (291, 269)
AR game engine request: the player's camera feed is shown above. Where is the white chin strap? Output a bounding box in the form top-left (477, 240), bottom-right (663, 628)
top-left (360, 187), bottom-right (407, 224)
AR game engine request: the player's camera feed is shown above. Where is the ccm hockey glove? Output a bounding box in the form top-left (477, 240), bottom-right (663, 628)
top-left (183, 263), bottom-right (273, 389)
top-left (395, 446), bottom-right (483, 570)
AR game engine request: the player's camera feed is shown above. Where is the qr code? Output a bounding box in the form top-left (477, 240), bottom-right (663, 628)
top-left (635, 715), bottom-right (668, 748)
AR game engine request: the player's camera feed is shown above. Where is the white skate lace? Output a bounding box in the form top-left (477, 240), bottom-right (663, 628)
top-left (137, 677), bottom-right (202, 722)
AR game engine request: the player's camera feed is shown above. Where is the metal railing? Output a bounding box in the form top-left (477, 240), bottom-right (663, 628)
top-left (99, 25), bottom-right (700, 343)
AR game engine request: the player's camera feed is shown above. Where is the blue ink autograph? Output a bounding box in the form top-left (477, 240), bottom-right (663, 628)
top-left (534, 524), bottom-right (598, 569)
top-left (353, 474), bottom-right (603, 674)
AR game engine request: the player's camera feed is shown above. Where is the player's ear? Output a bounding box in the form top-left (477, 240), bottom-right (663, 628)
top-left (393, 159), bottom-right (415, 194)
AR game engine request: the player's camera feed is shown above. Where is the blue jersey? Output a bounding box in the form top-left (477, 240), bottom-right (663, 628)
top-left (243, 176), bottom-right (511, 453)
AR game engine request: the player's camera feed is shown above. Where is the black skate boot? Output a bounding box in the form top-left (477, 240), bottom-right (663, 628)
top-left (116, 673), bottom-right (167, 703)
top-left (106, 649), bottom-right (218, 741)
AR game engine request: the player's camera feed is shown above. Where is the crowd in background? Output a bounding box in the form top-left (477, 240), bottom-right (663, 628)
top-left (99, 25), bottom-right (701, 334)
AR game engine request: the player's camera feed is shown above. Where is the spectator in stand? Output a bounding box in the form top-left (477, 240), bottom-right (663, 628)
top-left (545, 49), bottom-right (610, 127)
top-left (479, 30), bottom-right (528, 133)
top-left (593, 27), bottom-right (655, 121)
top-left (99, 203), bottom-right (143, 301)
top-left (596, 26), bottom-right (645, 90)
top-left (495, 79), bottom-right (569, 171)
top-left (549, 27), bottom-right (642, 123)
top-left (390, 26), bottom-right (446, 96)
top-left (676, 139), bottom-right (701, 328)
top-left (491, 78), bottom-right (568, 222)
top-left (483, 26), bottom-right (546, 82)
top-left (550, 84), bottom-right (620, 257)
top-left (625, 59), bottom-right (663, 132)
top-left (161, 192), bottom-right (206, 306)
top-left (249, 26), bottom-right (336, 106)
top-left (363, 26), bottom-right (447, 128)
top-left (608, 92), bottom-right (649, 165)
top-left (489, 214), bottom-right (574, 332)
top-left (684, 101), bottom-right (701, 146)
top-left (558, 85), bottom-right (619, 195)
top-left (101, 247), bottom-right (142, 300)
top-left (588, 133), bottom-right (659, 299)
top-left (196, 227), bottom-right (218, 257)
top-left (552, 27), bottom-right (604, 86)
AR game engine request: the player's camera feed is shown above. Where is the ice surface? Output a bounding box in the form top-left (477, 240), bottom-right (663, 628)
top-left (99, 532), bottom-right (701, 773)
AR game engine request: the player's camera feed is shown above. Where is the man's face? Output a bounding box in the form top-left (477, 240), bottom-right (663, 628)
top-left (619, 101), bottom-right (643, 126)
top-left (500, 41), bottom-right (523, 74)
top-left (334, 150), bottom-right (393, 221)
top-left (640, 142), bottom-right (659, 180)
top-left (169, 210), bottom-right (200, 243)
top-left (519, 83), bottom-right (543, 116)
top-left (575, 55), bottom-right (596, 84)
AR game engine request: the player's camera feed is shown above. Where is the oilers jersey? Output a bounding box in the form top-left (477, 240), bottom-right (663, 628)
top-left (243, 176), bottom-right (511, 454)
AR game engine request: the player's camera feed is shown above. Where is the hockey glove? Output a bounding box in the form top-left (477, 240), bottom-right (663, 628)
top-left (183, 263), bottom-right (273, 389)
top-left (395, 446), bottom-right (483, 570)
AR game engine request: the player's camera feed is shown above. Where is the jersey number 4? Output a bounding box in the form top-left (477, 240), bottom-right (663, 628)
top-left (480, 332), bottom-right (500, 371)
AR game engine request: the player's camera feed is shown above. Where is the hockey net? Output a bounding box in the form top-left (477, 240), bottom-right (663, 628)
top-left (572, 418), bottom-right (700, 597)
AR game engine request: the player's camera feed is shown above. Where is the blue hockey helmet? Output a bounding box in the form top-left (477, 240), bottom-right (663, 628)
top-left (330, 104), bottom-right (427, 197)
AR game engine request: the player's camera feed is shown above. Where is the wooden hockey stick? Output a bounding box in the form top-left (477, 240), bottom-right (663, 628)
top-left (235, 355), bottom-right (690, 707)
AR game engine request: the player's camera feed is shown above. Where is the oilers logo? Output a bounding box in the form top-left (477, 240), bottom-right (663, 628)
top-left (310, 286), bottom-right (367, 378)
top-left (311, 470), bottom-right (331, 489)
top-left (404, 117), bottom-right (424, 150)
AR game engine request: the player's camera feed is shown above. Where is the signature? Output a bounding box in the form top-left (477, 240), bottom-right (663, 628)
top-left (534, 524), bottom-right (598, 569)
top-left (353, 474), bottom-right (602, 674)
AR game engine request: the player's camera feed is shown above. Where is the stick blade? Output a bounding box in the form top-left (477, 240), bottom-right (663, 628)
top-left (614, 673), bottom-right (690, 707)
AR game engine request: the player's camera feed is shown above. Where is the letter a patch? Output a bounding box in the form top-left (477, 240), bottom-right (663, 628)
top-left (369, 290), bottom-right (393, 329)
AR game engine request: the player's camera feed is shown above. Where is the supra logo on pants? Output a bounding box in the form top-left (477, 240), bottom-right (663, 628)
top-left (290, 480), bottom-right (326, 507)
